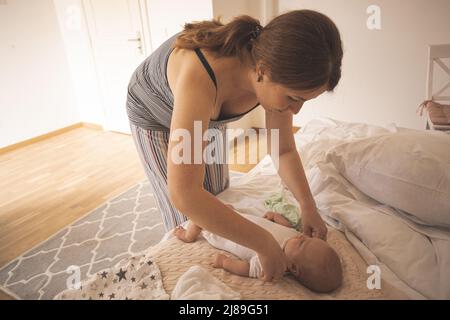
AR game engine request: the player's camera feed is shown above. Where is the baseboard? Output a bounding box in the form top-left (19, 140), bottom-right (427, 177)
top-left (81, 122), bottom-right (104, 131)
top-left (0, 122), bottom-right (104, 155)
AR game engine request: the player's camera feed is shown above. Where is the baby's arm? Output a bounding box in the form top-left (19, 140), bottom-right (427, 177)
top-left (213, 254), bottom-right (250, 277)
top-left (173, 222), bottom-right (202, 243)
top-left (263, 211), bottom-right (294, 228)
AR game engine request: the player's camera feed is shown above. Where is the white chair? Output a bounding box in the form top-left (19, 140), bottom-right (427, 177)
top-left (417, 44), bottom-right (450, 130)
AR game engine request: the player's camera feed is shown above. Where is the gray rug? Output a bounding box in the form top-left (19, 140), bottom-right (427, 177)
top-left (0, 171), bottom-right (244, 300)
top-left (0, 181), bottom-right (166, 300)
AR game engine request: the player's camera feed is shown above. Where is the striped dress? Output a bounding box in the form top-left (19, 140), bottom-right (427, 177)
top-left (126, 33), bottom-right (259, 231)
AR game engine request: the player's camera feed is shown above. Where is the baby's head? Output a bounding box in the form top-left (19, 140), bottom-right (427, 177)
top-left (284, 234), bottom-right (342, 293)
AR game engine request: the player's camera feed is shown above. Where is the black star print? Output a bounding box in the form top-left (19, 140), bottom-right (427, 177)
top-left (125, 297), bottom-right (132, 300)
top-left (147, 260), bottom-right (153, 266)
top-left (131, 277), bottom-right (136, 282)
top-left (150, 275), bottom-right (155, 281)
top-left (116, 268), bottom-right (127, 282)
top-left (131, 264), bottom-right (134, 268)
top-left (109, 293), bottom-right (115, 300)
top-left (88, 297), bottom-right (93, 300)
top-left (140, 282), bottom-right (148, 290)
top-left (99, 292), bottom-right (104, 298)
top-left (100, 271), bottom-right (108, 279)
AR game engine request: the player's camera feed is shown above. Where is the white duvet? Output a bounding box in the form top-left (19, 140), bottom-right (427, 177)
top-left (215, 118), bottom-right (450, 300)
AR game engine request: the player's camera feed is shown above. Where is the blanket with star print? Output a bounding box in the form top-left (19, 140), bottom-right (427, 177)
top-left (54, 252), bottom-right (169, 300)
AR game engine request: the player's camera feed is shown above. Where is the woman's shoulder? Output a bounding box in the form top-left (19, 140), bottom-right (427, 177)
top-left (167, 47), bottom-right (218, 97)
top-left (169, 48), bottom-right (203, 75)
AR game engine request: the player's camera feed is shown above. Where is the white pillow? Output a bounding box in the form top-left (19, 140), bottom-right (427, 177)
top-left (327, 130), bottom-right (450, 228)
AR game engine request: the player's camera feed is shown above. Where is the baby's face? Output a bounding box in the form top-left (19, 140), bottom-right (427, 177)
top-left (285, 234), bottom-right (343, 292)
top-left (284, 234), bottom-right (333, 274)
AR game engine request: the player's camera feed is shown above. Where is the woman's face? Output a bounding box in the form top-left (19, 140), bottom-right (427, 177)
top-left (254, 74), bottom-right (328, 115)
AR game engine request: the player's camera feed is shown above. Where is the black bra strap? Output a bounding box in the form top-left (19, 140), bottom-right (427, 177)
top-left (194, 48), bottom-right (217, 89)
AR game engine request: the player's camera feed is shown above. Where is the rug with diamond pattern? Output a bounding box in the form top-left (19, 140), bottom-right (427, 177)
top-left (0, 181), bottom-right (166, 300)
top-left (0, 170), bottom-right (244, 300)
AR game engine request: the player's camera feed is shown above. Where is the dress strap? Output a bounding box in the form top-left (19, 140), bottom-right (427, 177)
top-left (194, 48), bottom-right (217, 89)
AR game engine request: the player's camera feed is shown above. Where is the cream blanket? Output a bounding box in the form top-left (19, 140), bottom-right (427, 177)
top-left (151, 227), bottom-right (391, 300)
top-left (171, 266), bottom-right (241, 300)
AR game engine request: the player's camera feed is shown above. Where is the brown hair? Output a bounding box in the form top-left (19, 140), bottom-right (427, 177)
top-left (298, 243), bottom-right (343, 293)
top-left (175, 10), bottom-right (343, 92)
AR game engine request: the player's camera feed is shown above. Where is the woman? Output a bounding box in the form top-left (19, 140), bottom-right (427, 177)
top-left (126, 9), bottom-right (343, 282)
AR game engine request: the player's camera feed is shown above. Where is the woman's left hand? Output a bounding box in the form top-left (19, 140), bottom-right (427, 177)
top-left (301, 205), bottom-right (327, 241)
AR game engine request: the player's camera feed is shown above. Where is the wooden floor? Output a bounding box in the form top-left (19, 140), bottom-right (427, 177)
top-left (0, 126), bottom-right (297, 299)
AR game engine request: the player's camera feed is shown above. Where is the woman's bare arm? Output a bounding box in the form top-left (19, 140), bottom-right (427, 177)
top-left (167, 54), bottom-right (287, 281)
top-left (266, 110), bottom-right (327, 239)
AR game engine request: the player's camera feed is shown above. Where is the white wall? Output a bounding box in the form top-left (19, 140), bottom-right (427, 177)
top-left (146, 0), bottom-right (214, 50)
top-left (212, 0), bottom-right (277, 129)
top-left (0, 0), bottom-right (79, 148)
top-left (6, 0), bottom-right (444, 149)
top-left (279, 0), bottom-right (450, 129)
top-left (213, 0), bottom-right (261, 22)
top-left (0, 0), bottom-right (218, 148)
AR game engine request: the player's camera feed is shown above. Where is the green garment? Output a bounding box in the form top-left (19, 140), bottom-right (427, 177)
top-left (264, 193), bottom-right (302, 231)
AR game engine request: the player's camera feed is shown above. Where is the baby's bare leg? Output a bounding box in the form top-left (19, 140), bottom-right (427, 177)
top-left (213, 254), bottom-right (250, 277)
top-left (173, 222), bottom-right (202, 243)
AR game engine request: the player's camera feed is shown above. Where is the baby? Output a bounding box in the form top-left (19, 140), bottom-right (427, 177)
top-left (174, 205), bottom-right (343, 293)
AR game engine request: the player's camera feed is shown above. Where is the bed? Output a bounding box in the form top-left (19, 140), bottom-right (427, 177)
top-left (57, 118), bottom-right (450, 300)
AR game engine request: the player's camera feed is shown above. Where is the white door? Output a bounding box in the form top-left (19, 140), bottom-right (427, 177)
top-left (83, 0), bottom-right (149, 133)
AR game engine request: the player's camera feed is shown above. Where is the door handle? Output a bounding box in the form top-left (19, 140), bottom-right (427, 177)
top-left (128, 34), bottom-right (143, 55)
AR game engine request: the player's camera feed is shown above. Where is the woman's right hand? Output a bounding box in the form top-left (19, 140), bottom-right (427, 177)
top-left (257, 234), bottom-right (288, 282)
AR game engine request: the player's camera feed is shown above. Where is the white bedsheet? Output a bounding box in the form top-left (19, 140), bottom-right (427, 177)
top-left (212, 118), bottom-right (449, 300)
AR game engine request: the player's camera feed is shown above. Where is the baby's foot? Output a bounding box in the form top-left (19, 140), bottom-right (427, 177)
top-left (213, 254), bottom-right (227, 268)
top-left (173, 226), bottom-right (197, 243)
